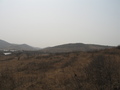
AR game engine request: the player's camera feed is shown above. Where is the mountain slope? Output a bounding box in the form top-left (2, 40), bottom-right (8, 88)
top-left (41, 43), bottom-right (113, 53)
top-left (0, 40), bottom-right (12, 49)
top-left (0, 39), bottom-right (40, 51)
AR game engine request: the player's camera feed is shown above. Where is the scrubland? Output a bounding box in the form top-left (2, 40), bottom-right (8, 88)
top-left (0, 47), bottom-right (120, 90)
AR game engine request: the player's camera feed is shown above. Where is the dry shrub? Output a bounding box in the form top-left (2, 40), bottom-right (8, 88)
top-left (0, 68), bottom-right (15, 90)
top-left (85, 55), bottom-right (120, 90)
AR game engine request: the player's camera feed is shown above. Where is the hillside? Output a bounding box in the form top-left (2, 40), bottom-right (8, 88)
top-left (0, 39), bottom-right (12, 49)
top-left (0, 47), bottom-right (120, 90)
top-left (0, 39), bottom-right (40, 51)
top-left (41, 43), bottom-right (112, 53)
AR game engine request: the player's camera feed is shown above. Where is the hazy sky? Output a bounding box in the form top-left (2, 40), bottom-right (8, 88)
top-left (0, 0), bottom-right (120, 48)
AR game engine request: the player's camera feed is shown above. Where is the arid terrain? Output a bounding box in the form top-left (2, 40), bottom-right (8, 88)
top-left (0, 0), bottom-right (119, 90)
top-left (0, 46), bottom-right (120, 90)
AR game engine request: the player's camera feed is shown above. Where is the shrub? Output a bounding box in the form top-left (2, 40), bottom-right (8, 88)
top-left (85, 55), bottom-right (120, 90)
top-left (0, 69), bottom-right (15, 90)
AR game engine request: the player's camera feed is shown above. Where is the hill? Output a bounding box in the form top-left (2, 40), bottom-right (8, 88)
top-left (41, 43), bottom-right (112, 53)
top-left (0, 39), bottom-right (40, 51)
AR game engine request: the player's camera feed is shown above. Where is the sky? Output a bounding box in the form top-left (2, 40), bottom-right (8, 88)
top-left (0, 0), bottom-right (120, 48)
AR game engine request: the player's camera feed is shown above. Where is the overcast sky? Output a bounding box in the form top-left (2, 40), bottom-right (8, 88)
top-left (0, 0), bottom-right (120, 48)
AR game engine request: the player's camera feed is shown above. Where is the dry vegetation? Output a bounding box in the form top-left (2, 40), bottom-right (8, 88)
top-left (0, 47), bottom-right (120, 90)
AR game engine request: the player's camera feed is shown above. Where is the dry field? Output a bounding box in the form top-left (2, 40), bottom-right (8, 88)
top-left (0, 47), bottom-right (120, 90)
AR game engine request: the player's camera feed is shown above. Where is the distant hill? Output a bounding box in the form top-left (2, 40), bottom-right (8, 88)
top-left (41, 43), bottom-right (113, 53)
top-left (0, 39), bottom-right (40, 51)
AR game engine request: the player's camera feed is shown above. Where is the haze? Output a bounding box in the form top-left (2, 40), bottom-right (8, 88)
top-left (0, 0), bottom-right (120, 48)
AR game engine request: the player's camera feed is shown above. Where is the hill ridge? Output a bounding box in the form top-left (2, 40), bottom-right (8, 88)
top-left (0, 39), bottom-right (40, 51)
top-left (41, 43), bottom-right (113, 53)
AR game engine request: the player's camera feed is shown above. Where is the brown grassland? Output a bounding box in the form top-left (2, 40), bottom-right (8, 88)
top-left (0, 47), bottom-right (120, 90)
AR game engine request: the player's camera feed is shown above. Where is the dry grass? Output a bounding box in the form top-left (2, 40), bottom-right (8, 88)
top-left (0, 47), bottom-right (120, 90)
